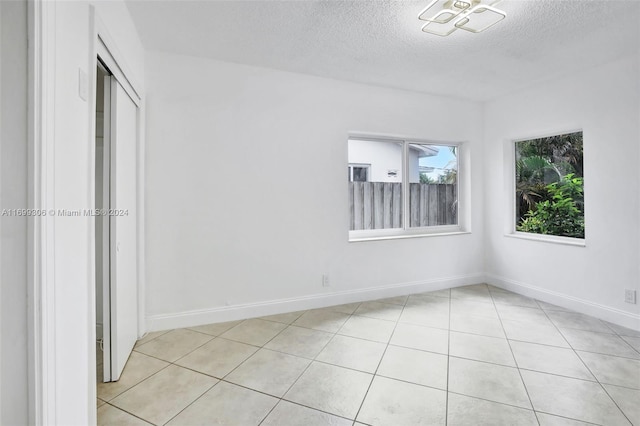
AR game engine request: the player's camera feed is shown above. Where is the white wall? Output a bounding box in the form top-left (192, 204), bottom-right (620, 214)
top-left (483, 53), bottom-right (640, 329)
top-left (0, 0), bottom-right (28, 423)
top-left (38, 1), bottom-right (144, 423)
top-left (144, 51), bottom-right (485, 329)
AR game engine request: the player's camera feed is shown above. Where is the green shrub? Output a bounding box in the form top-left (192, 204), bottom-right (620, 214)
top-left (518, 174), bottom-right (584, 238)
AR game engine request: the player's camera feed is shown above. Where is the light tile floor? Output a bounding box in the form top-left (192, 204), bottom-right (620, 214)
top-left (97, 284), bottom-right (640, 426)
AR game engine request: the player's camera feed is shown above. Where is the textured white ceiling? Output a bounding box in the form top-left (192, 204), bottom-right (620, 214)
top-left (125, 0), bottom-right (640, 101)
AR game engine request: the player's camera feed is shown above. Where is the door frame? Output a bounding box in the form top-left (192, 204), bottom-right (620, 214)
top-left (27, 3), bottom-right (146, 423)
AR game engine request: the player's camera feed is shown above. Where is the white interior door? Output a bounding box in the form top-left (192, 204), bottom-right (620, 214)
top-left (106, 76), bottom-right (139, 381)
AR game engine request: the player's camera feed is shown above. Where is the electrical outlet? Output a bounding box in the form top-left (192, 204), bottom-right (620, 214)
top-left (625, 289), bottom-right (636, 304)
top-left (322, 274), bottom-right (330, 287)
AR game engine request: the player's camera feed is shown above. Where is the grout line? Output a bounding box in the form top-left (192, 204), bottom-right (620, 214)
top-left (255, 305), bottom-right (359, 425)
top-left (487, 286), bottom-right (541, 426)
top-left (100, 401), bottom-right (157, 425)
top-left (445, 287), bottom-right (451, 426)
top-left (538, 302), bottom-right (635, 426)
top-left (351, 291), bottom-right (411, 423)
top-left (99, 287), bottom-right (638, 425)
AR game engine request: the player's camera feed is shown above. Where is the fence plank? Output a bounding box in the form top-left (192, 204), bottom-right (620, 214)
top-left (350, 183), bottom-right (456, 231)
top-left (428, 185), bottom-right (438, 225)
top-left (363, 182), bottom-right (373, 229)
top-left (354, 182), bottom-right (364, 230)
top-left (447, 185), bottom-right (455, 225)
top-left (420, 184), bottom-right (428, 227)
top-left (392, 183), bottom-right (402, 228)
top-left (373, 182), bottom-right (384, 229)
top-left (349, 182), bottom-right (354, 230)
top-left (410, 183), bottom-right (419, 227)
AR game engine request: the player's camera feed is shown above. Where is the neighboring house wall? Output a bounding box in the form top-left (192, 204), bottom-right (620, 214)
top-left (0, 1), bottom-right (28, 424)
top-left (144, 50), bottom-right (485, 330)
top-left (348, 141), bottom-right (425, 183)
top-left (483, 53), bottom-right (640, 328)
top-left (348, 139), bottom-right (402, 183)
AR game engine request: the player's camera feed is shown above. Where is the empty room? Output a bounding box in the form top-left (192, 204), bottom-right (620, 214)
top-left (1, 0), bottom-right (639, 425)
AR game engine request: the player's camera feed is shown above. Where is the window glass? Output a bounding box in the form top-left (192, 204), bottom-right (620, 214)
top-left (515, 131), bottom-right (584, 239)
top-left (348, 140), bottom-right (403, 230)
top-left (408, 143), bottom-right (458, 227)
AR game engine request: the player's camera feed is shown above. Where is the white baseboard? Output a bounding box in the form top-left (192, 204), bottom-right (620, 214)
top-left (486, 273), bottom-right (640, 332)
top-left (146, 273), bottom-right (484, 332)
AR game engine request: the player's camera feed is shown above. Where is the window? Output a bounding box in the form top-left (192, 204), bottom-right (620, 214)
top-left (348, 137), bottom-right (460, 240)
top-left (514, 131), bottom-right (584, 239)
top-left (348, 164), bottom-right (370, 182)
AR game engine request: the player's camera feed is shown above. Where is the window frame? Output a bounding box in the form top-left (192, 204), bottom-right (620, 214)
top-left (507, 129), bottom-right (586, 247)
top-left (348, 135), bottom-right (466, 242)
top-left (348, 163), bottom-right (371, 182)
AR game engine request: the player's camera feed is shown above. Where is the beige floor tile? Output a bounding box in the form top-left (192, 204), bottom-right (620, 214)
top-left (451, 285), bottom-right (493, 303)
top-left (219, 318), bottom-right (287, 346)
top-left (577, 351), bottom-right (640, 389)
top-left (606, 322), bottom-right (640, 338)
top-left (547, 311), bottom-right (613, 334)
top-left (420, 288), bottom-right (451, 298)
top-left (399, 305), bottom-right (449, 329)
top-left (261, 400), bottom-right (352, 426)
top-left (354, 301), bottom-right (403, 321)
top-left (174, 337), bottom-right (258, 378)
top-left (97, 404), bottom-right (152, 425)
top-left (357, 376), bottom-right (446, 426)
top-left (502, 319), bottom-right (570, 347)
top-left (225, 348), bottom-right (310, 397)
top-left (447, 393), bottom-right (538, 426)
top-left (292, 309), bottom-right (350, 333)
top-left (560, 328), bottom-right (640, 359)
top-left (490, 290), bottom-right (539, 308)
top-left (264, 325), bottom-right (333, 359)
top-left (260, 311), bottom-right (306, 324)
top-left (98, 288), bottom-right (640, 426)
top-left (390, 323), bottom-right (449, 354)
top-left (450, 313), bottom-right (505, 338)
top-left (603, 384), bottom-right (640, 426)
top-left (535, 412), bottom-right (593, 425)
top-left (98, 352), bottom-right (169, 401)
top-left (495, 304), bottom-right (551, 325)
top-left (536, 300), bottom-right (574, 313)
top-left (134, 329), bottom-right (213, 362)
top-left (323, 302), bottom-right (361, 314)
top-left (622, 335), bottom-right (640, 352)
top-left (374, 295), bottom-right (408, 306)
top-left (510, 341), bottom-right (594, 381)
top-left (110, 365), bottom-right (217, 425)
top-left (187, 320), bottom-right (243, 336)
top-left (450, 299), bottom-right (499, 319)
top-left (377, 345), bottom-right (448, 389)
top-left (337, 315), bottom-right (395, 343)
top-left (134, 330), bottom-right (171, 348)
top-left (405, 293), bottom-right (450, 309)
top-left (448, 357), bottom-right (531, 409)
top-left (521, 370), bottom-right (630, 425)
top-left (284, 362), bottom-right (372, 419)
top-left (316, 334), bottom-right (386, 373)
top-left (166, 381), bottom-right (277, 426)
top-left (450, 331), bottom-right (516, 367)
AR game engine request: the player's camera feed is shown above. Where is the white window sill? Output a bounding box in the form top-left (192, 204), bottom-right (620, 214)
top-left (349, 228), bottom-right (470, 243)
top-left (505, 232), bottom-right (586, 247)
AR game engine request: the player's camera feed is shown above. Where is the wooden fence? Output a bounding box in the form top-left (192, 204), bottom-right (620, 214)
top-left (349, 182), bottom-right (457, 230)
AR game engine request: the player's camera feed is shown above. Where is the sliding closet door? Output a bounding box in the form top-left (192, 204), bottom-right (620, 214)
top-left (108, 76), bottom-right (139, 381)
